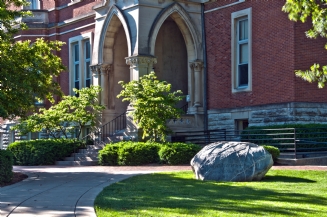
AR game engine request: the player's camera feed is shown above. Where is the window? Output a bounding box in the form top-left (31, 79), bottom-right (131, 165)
top-left (231, 8), bottom-right (252, 92)
top-left (69, 34), bottom-right (92, 96)
top-left (24, 0), bottom-right (40, 9)
top-left (235, 119), bottom-right (249, 133)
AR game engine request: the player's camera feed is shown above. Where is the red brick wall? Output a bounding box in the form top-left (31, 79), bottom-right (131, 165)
top-left (294, 21), bottom-right (327, 102)
top-left (206, 1), bottom-right (296, 110)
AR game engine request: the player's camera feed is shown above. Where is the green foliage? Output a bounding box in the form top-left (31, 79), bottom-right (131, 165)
top-left (262, 145), bottom-right (280, 161)
top-left (7, 139), bottom-right (83, 165)
top-left (0, 0), bottom-right (31, 41)
top-left (118, 72), bottom-right (184, 142)
top-left (98, 144), bottom-right (120, 166)
top-left (0, 149), bottom-right (13, 184)
top-left (0, 0), bottom-right (66, 119)
top-left (282, 1), bottom-right (327, 88)
top-left (98, 141), bottom-right (200, 166)
top-left (159, 143), bottom-right (202, 165)
top-left (118, 142), bottom-right (160, 166)
top-left (12, 86), bottom-right (105, 138)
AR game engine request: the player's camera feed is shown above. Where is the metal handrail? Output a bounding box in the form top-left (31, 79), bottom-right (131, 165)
top-left (172, 127), bottom-right (327, 159)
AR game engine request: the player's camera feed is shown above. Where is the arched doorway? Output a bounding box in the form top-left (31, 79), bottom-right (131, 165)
top-left (154, 17), bottom-right (188, 109)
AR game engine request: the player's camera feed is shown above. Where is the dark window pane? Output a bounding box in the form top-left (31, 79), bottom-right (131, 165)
top-left (86, 79), bottom-right (91, 88)
top-left (75, 64), bottom-right (79, 80)
top-left (75, 81), bottom-right (79, 90)
top-left (85, 41), bottom-right (90, 59)
top-left (238, 64), bottom-right (248, 86)
top-left (86, 61), bottom-right (91, 79)
top-left (74, 44), bottom-right (79, 61)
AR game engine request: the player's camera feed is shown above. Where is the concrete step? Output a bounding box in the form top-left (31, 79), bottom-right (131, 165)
top-left (55, 160), bottom-right (99, 166)
top-left (71, 152), bottom-right (98, 157)
top-left (64, 156), bottom-right (98, 161)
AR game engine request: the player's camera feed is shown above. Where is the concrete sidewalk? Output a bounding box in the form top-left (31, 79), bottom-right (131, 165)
top-left (0, 165), bottom-right (192, 217)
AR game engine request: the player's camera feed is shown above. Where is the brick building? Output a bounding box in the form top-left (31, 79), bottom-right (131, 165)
top-left (1, 0), bottom-right (327, 148)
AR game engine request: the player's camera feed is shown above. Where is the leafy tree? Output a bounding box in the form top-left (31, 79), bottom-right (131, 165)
top-left (12, 86), bottom-right (105, 139)
top-left (117, 72), bottom-right (184, 142)
top-left (0, 0), bottom-right (65, 119)
top-left (283, 0), bottom-right (327, 88)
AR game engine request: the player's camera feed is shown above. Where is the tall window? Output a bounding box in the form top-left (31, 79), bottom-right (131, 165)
top-left (73, 43), bottom-right (80, 93)
top-left (231, 8), bottom-right (252, 93)
top-left (69, 34), bottom-right (92, 96)
top-left (84, 40), bottom-right (91, 88)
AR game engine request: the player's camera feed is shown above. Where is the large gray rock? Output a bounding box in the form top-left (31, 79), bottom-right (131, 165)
top-left (190, 142), bottom-right (273, 181)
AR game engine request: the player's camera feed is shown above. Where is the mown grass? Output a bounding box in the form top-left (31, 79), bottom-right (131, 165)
top-left (95, 170), bottom-right (327, 217)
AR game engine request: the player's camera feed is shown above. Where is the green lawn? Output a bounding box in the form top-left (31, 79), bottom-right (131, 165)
top-left (95, 170), bottom-right (327, 217)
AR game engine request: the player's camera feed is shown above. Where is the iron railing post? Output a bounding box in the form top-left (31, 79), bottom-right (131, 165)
top-left (294, 128), bottom-right (297, 159)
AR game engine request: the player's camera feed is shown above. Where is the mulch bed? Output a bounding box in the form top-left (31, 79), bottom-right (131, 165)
top-left (0, 172), bottom-right (28, 187)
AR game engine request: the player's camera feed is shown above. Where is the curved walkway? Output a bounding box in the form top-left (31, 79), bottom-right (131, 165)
top-left (1, 165), bottom-right (326, 217)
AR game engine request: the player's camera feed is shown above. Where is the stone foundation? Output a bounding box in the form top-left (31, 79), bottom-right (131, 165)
top-left (208, 102), bottom-right (327, 131)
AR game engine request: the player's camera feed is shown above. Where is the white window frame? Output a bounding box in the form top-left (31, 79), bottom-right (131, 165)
top-left (24, 0), bottom-right (40, 10)
top-left (231, 8), bottom-right (252, 93)
top-left (69, 33), bottom-right (93, 95)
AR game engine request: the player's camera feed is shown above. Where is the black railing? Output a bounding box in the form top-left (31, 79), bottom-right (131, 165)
top-left (171, 128), bottom-right (327, 159)
top-left (80, 112), bottom-right (127, 147)
top-left (100, 112), bottom-right (127, 141)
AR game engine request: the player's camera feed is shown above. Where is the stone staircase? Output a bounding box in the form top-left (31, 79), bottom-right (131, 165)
top-left (55, 143), bottom-right (105, 166)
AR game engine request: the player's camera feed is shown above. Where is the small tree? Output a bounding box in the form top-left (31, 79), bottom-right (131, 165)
top-left (117, 72), bottom-right (184, 142)
top-left (0, 0), bottom-right (65, 119)
top-left (13, 86), bottom-right (105, 139)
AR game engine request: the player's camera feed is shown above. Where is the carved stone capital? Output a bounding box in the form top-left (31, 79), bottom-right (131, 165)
top-left (90, 64), bottom-right (111, 75)
top-left (189, 61), bottom-right (203, 72)
top-left (90, 64), bottom-right (101, 75)
top-left (125, 56), bottom-right (157, 68)
top-left (100, 64), bottom-right (111, 75)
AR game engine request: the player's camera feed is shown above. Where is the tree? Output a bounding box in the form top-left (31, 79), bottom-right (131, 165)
top-left (283, 0), bottom-right (327, 88)
top-left (0, 0), bottom-right (65, 119)
top-left (117, 72), bottom-right (184, 142)
top-left (12, 86), bottom-right (105, 139)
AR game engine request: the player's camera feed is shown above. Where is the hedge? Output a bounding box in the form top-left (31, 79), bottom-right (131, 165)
top-left (7, 139), bottom-right (83, 166)
top-left (262, 145), bottom-right (280, 161)
top-left (159, 142), bottom-right (202, 165)
top-left (0, 149), bottom-right (13, 185)
top-left (98, 141), bottom-right (202, 166)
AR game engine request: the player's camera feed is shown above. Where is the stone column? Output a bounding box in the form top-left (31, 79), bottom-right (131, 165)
top-left (125, 55), bottom-right (157, 81)
top-left (90, 64), bottom-right (101, 104)
top-left (190, 61), bottom-right (203, 107)
top-left (100, 64), bottom-right (111, 109)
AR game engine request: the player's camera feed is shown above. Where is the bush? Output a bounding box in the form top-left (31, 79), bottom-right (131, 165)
top-left (7, 139), bottom-right (82, 165)
top-left (159, 143), bottom-right (202, 165)
top-left (118, 142), bottom-right (161, 166)
top-left (262, 145), bottom-right (280, 161)
top-left (0, 149), bottom-right (14, 184)
top-left (98, 144), bottom-right (120, 166)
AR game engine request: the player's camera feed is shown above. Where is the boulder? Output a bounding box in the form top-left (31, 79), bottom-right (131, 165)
top-left (190, 141), bottom-right (273, 181)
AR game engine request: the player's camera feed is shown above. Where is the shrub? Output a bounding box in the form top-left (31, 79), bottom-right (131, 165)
top-left (7, 139), bottom-right (82, 165)
top-left (159, 143), bottom-right (202, 165)
top-left (98, 144), bottom-right (120, 166)
top-left (118, 142), bottom-right (161, 166)
top-left (0, 149), bottom-right (14, 184)
top-left (262, 145), bottom-right (280, 161)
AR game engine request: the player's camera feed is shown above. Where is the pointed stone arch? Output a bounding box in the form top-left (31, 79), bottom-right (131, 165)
top-left (148, 3), bottom-right (201, 61)
top-left (95, 5), bottom-right (132, 65)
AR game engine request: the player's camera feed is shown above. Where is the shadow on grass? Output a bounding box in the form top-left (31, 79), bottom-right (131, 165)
top-left (262, 175), bottom-right (316, 183)
top-left (95, 171), bottom-right (326, 216)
